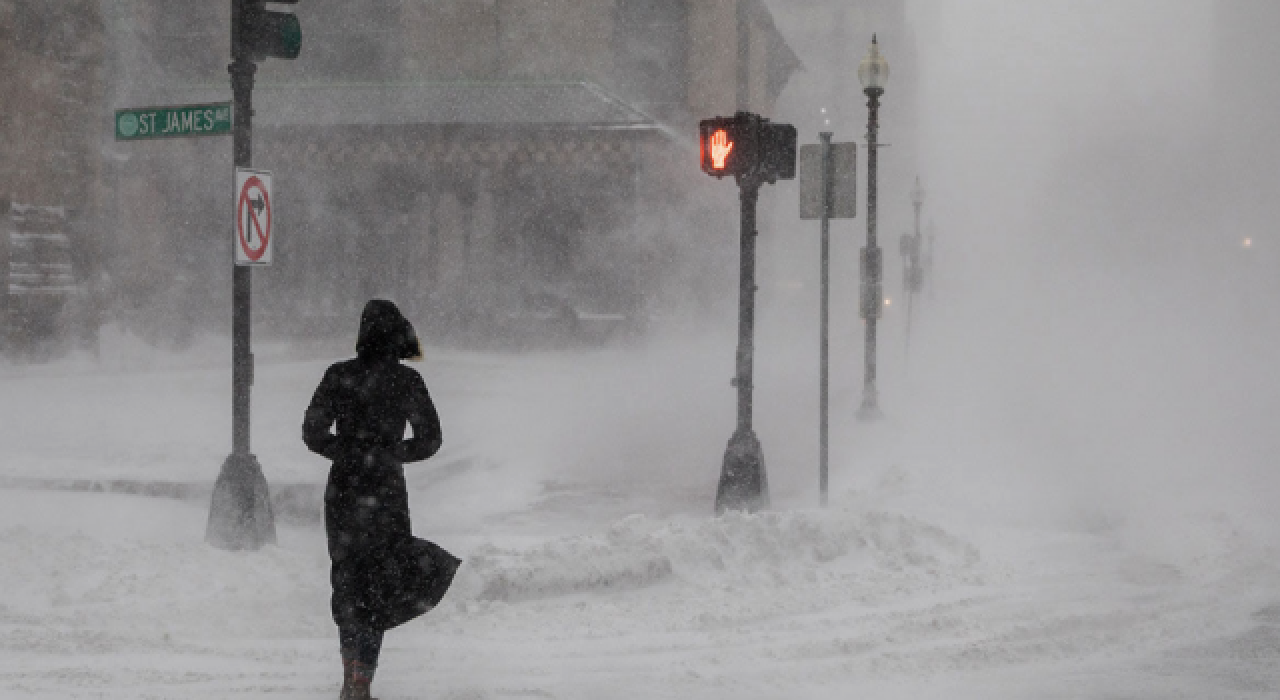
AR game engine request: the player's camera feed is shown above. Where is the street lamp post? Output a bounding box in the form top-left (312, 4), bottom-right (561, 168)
top-left (857, 35), bottom-right (889, 421)
top-left (902, 177), bottom-right (925, 355)
top-left (925, 220), bottom-right (937, 300)
top-left (911, 177), bottom-right (925, 253)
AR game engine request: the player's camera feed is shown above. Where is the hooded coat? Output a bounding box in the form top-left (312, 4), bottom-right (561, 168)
top-left (303, 300), bottom-right (459, 631)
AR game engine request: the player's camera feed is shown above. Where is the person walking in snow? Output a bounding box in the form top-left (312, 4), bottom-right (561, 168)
top-left (303, 299), bottom-right (460, 700)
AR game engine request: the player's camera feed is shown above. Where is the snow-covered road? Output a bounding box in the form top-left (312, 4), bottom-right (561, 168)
top-left (2, 330), bottom-right (1279, 699)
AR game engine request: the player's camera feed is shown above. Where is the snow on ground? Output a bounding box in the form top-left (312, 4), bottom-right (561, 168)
top-left (3, 323), bottom-right (1280, 698)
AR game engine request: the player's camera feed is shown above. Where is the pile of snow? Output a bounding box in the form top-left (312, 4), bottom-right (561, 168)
top-left (454, 507), bottom-right (981, 604)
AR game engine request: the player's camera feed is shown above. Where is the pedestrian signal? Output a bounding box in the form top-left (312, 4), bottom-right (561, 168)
top-left (700, 117), bottom-right (742, 177)
top-left (710, 129), bottom-right (734, 170)
top-left (699, 112), bottom-right (796, 183)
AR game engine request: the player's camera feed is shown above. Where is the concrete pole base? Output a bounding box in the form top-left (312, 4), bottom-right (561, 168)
top-left (206, 453), bottom-right (277, 550)
top-left (716, 428), bottom-right (770, 514)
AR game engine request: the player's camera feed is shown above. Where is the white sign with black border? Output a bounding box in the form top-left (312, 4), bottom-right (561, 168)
top-left (234, 167), bottom-right (273, 266)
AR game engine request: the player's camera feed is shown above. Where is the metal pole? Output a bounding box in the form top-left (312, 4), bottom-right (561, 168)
top-left (716, 175), bottom-right (769, 514)
top-left (736, 0), bottom-right (749, 111)
top-left (230, 57), bottom-right (253, 455)
top-left (906, 180), bottom-right (922, 361)
top-left (736, 180), bottom-right (757, 433)
top-left (905, 281), bottom-right (915, 359)
top-left (857, 87), bottom-right (883, 421)
top-left (819, 132), bottom-right (832, 507)
top-left (207, 0), bottom-right (275, 550)
top-left (913, 189), bottom-right (922, 240)
top-left (927, 227), bottom-right (936, 301)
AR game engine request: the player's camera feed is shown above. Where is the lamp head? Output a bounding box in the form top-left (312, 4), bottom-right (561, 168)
top-left (858, 34), bottom-right (890, 92)
top-left (911, 177), bottom-right (925, 207)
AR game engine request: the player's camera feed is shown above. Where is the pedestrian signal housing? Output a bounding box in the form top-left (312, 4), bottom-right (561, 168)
top-left (235, 0), bottom-right (302, 62)
top-left (699, 112), bottom-right (797, 183)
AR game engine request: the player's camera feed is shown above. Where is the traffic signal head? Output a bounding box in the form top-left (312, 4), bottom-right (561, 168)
top-left (236, 0), bottom-right (302, 62)
top-left (699, 117), bottom-right (745, 178)
top-left (761, 122), bottom-right (797, 181)
top-left (699, 112), bottom-right (796, 183)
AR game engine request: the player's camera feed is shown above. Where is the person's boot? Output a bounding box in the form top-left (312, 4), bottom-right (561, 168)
top-left (346, 661), bottom-right (377, 700)
top-left (339, 659), bottom-right (355, 700)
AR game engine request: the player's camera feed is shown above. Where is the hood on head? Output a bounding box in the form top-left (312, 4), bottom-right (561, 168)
top-left (356, 299), bottom-right (422, 361)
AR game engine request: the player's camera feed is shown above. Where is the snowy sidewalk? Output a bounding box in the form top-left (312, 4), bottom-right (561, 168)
top-left (4, 343), bottom-right (1280, 698)
top-left (3, 487), bottom-right (1279, 699)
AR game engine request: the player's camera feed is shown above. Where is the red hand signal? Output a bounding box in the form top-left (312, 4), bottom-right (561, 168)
top-left (710, 129), bottom-right (733, 170)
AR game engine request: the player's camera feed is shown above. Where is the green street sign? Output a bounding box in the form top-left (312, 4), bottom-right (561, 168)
top-left (115, 102), bottom-right (233, 141)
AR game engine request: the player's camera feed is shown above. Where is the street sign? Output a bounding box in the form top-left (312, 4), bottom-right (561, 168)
top-left (115, 102), bottom-right (232, 141)
top-left (799, 142), bottom-right (857, 220)
top-left (234, 168), bottom-right (273, 265)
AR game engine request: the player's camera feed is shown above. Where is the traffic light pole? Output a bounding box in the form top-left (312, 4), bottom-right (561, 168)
top-left (716, 174), bottom-right (770, 514)
top-left (699, 110), bottom-right (793, 514)
top-left (206, 0), bottom-right (276, 550)
top-left (230, 58), bottom-right (255, 457)
top-left (735, 179), bottom-right (759, 434)
top-left (857, 86), bottom-right (884, 422)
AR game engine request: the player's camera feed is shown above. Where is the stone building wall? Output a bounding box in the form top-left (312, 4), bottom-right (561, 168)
top-left (0, 0), bottom-right (109, 353)
top-left (101, 0), bottom-right (798, 342)
top-left (0, 1), bottom-right (106, 210)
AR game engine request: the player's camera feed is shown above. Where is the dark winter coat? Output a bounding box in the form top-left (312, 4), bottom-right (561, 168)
top-left (303, 300), bottom-right (459, 631)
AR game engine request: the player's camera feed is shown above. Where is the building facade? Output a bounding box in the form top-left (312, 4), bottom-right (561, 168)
top-left (110, 0), bottom-right (800, 345)
top-left (0, 1), bottom-right (108, 356)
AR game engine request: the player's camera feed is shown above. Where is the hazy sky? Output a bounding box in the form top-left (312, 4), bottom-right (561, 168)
top-left (861, 2), bottom-right (1276, 537)
top-left (911, 0), bottom-right (1215, 264)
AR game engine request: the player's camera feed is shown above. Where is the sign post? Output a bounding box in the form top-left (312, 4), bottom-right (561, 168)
top-left (800, 135), bottom-right (856, 507)
top-left (205, 0), bottom-right (296, 551)
top-left (113, 1), bottom-right (297, 551)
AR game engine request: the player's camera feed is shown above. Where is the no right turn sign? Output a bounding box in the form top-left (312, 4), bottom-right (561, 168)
top-left (234, 167), bottom-right (273, 265)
